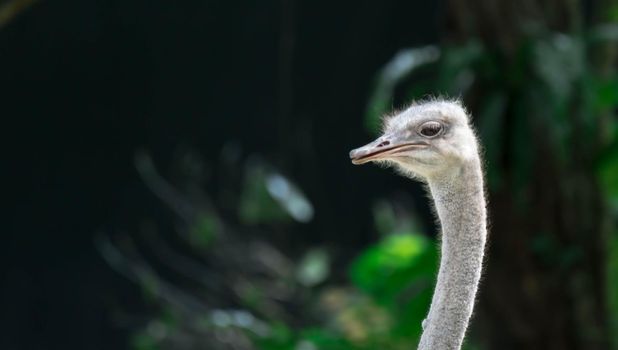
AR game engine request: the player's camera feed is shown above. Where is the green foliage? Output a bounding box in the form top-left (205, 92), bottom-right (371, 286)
top-left (298, 329), bottom-right (357, 350)
top-left (365, 46), bottom-right (440, 133)
top-left (131, 316), bottom-right (177, 350)
top-left (436, 41), bottom-right (484, 95)
top-left (254, 326), bottom-right (359, 350)
top-left (132, 332), bottom-right (159, 350)
top-left (239, 164), bottom-right (291, 224)
top-left (350, 234), bottom-right (436, 305)
top-left (350, 233), bottom-right (437, 342)
top-left (364, 31), bottom-right (616, 178)
top-left (252, 323), bottom-right (296, 350)
top-left (119, 20), bottom-right (618, 350)
top-left (254, 232), bottom-right (438, 350)
top-left (594, 76), bottom-right (618, 109)
top-left (296, 248), bottom-right (331, 287)
top-left (188, 213), bottom-right (218, 249)
top-left (140, 272), bottom-right (161, 304)
top-left (363, 24), bottom-right (618, 349)
top-left (239, 162), bottom-right (314, 224)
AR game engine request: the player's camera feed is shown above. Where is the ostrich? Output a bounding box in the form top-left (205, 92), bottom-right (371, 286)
top-left (349, 100), bottom-right (487, 350)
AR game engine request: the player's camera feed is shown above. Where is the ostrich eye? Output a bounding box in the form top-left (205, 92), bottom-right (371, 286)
top-left (418, 121), bottom-right (443, 138)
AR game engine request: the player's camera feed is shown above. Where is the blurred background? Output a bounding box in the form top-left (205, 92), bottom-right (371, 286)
top-left (2, 0), bottom-right (617, 349)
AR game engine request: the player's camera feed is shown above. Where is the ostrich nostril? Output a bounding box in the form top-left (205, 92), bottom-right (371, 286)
top-left (377, 140), bottom-right (390, 147)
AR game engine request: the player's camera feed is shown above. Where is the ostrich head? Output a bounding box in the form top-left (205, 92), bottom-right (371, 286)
top-left (349, 99), bottom-right (487, 350)
top-left (349, 100), bottom-right (479, 180)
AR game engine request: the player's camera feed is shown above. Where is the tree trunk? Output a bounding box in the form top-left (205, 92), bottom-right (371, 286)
top-left (444, 0), bottom-right (615, 349)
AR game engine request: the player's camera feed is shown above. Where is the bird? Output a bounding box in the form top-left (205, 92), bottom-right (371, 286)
top-left (349, 99), bottom-right (487, 350)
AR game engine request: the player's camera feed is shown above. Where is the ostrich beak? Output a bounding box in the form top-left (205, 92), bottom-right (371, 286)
top-left (349, 133), bottom-right (428, 165)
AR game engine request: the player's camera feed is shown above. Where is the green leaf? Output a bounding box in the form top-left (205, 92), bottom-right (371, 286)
top-left (253, 322), bottom-right (296, 350)
top-left (239, 162), bottom-right (313, 224)
top-left (594, 76), bottom-right (618, 109)
top-left (296, 249), bottom-right (331, 287)
top-left (365, 46), bottom-right (440, 133)
top-left (299, 329), bottom-right (356, 350)
top-left (239, 163), bottom-right (288, 224)
top-left (132, 332), bottom-right (159, 350)
top-left (189, 212), bottom-right (218, 249)
top-left (265, 172), bottom-right (314, 223)
top-left (372, 200), bottom-right (399, 236)
top-left (532, 34), bottom-right (584, 102)
top-left (371, 200), bottom-right (420, 236)
top-left (349, 233), bottom-right (437, 305)
top-left (438, 40), bottom-right (484, 94)
top-left (588, 24), bottom-right (618, 43)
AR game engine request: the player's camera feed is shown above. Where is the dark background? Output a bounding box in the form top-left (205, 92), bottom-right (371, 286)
top-left (2, 1), bottom-right (440, 348)
top-left (3, 1), bottom-right (617, 349)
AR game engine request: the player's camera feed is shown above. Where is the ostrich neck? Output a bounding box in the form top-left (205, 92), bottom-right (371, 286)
top-left (418, 159), bottom-right (487, 350)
